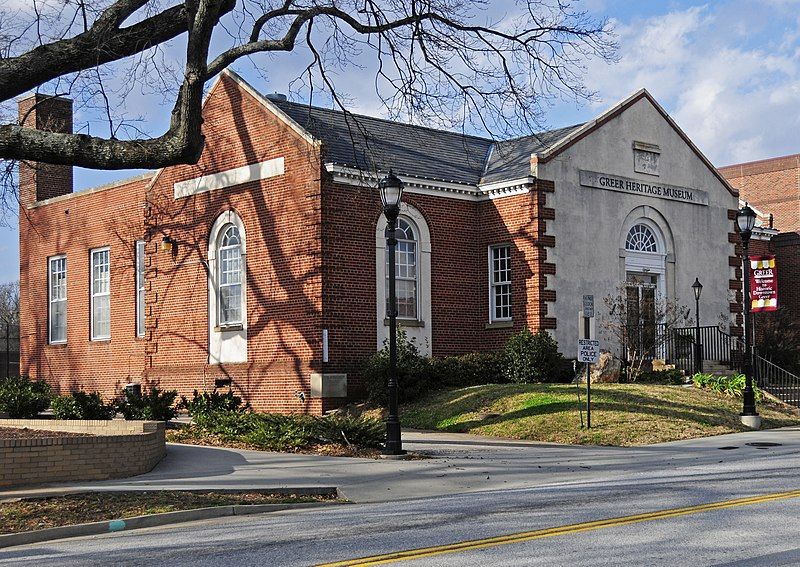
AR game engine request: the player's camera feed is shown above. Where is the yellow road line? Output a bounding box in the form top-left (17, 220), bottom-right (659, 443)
top-left (318, 489), bottom-right (800, 566)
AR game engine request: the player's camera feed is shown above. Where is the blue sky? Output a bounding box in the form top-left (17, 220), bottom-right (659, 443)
top-left (1, 0), bottom-right (798, 284)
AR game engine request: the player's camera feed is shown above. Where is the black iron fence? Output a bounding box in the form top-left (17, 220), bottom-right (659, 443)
top-left (621, 323), bottom-right (800, 407)
top-left (0, 322), bottom-right (19, 378)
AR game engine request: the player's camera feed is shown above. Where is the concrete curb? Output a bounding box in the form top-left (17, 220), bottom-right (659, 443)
top-left (0, 489), bottom-right (342, 549)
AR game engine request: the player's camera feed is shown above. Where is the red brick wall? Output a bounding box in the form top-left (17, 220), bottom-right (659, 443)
top-left (320, 179), bottom-right (553, 396)
top-left (143, 73), bottom-right (325, 413)
top-left (19, 177), bottom-right (148, 397)
top-left (774, 232), bottom-right (800, 319)
top-left (719, 154), bottom-right (800, 233)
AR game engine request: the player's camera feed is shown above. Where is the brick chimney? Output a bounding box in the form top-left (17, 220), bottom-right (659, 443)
top-left (17, 94), bottom-right (73, 205)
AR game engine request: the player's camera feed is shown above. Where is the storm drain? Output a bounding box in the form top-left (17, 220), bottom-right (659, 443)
top-left (745, 442), bottom-right (782, 448)
top-left (718, 446), bottom-right (739, 450)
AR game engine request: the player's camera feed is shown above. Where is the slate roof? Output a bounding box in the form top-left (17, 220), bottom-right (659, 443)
top-left (271, 99), bottom-right (582, 186)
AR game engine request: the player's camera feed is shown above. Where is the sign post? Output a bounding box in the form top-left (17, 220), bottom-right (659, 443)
top-left (579, 295), bottom-right (599, 429)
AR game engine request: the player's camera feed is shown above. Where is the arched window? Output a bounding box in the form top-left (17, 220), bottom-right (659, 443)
top-left (625, 224), bottom-right (658, 253)
top-left (386, 218), bottom-right (418, 319)
top-left (217, 224), bottom-right (243, 326)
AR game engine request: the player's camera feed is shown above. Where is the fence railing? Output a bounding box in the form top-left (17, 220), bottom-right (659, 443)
top-left (0, 322), bottom-right (19, 378)
top-left (626, 323), bottom-right (800, 407)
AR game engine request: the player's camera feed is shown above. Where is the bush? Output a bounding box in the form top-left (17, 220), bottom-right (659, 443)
top-left (0, 376), bottom-right (51, 418)
top-left (51, 391), bottom-right (116, 420)
top-left (361, 331), bottom-right (433, 405)
top-left (691, 373), bottom-right (763, 401)
top-left (117, 386), bottom-right (178, 422)
top-left (429, 352), bottom-right (506, 388)
top-left (503, 328), bottom-right (569, 383)
top-left (179, 389), bottom-right (248, 427)
top-left (192, 409), bottom-right (383, 451)
top-left (631, 369), bottom-right (686, 385)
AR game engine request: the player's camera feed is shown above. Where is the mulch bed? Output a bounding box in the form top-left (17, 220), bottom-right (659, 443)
top-left (0, 427), bottom-right (95, 440)
top-left (0, 490), bottom-right (338, 534)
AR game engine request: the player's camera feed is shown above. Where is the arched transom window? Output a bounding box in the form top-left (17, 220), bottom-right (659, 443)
top-left (625, 224), bottom-right (658, 253)
top-left (218, 224), bottom-right (243, 326)
top-left (386, 218), bottom-right (418, 319)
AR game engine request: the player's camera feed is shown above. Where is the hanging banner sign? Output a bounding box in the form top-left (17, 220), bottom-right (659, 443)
top-left (749, 255), bottom-right (778, 312)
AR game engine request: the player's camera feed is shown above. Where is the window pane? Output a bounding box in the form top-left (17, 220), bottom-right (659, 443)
top-left (490, 246), bottom-right (511, 321)
top-left (220, 283), bottom-right (242, 324)
top-left (396, 279), bottom-right (417, 319)
top-left (91, 249), bottom-right (111, 339)
top-left (384, 218), bottom-right (418, 320)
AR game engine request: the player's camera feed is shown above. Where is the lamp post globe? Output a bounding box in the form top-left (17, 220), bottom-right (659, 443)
top-left (692, 278), bottom-right (703, 374)
top-left (736, 203), bottom-right (759, 423)
top-left (379, 169), bottom-right (406, 455)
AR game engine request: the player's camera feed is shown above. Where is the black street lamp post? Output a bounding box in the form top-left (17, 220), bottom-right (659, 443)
top-left (379, 170), bottom-right (406, 455)
top-left (692, 277), bottom-right (703, 375)
top-left (736, 203), bottom-right (759, 420)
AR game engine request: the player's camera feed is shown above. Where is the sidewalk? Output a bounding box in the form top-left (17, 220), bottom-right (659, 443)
top-left (4, 427), bottom-right (800, 504)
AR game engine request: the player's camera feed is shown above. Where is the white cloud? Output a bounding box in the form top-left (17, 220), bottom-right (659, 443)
top-left (581, 3), bottom-right (800, 165)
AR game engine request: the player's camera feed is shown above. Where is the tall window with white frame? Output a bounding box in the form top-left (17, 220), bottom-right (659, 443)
top-left (48, 255), bottom-right (67, 344)
top-left (218, 225), bottom-right (243, 327)
top-left (90, 248), bottom-right (111, 340)
top-left (135, 241), bottom-right (145, 337)
top-left (489, 245), bottom-right (512, 322)
top-left (385, 218), bottom-right (418, 320)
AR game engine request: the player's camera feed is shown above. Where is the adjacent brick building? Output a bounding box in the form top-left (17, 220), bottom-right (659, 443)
top-left (720, 155), bottom-right (800, 324)
top-left (19, 71), bottom-right (739, 413)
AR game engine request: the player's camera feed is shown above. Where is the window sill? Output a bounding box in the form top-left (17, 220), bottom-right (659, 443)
top-left (485, 320), bottom-right (513, 330)
top-left (90, 338), bottom-right (111, 343)
top-left (47, 342), bottom-right (67, 348)
top-left (383, 318), bottom-right (425, 328)
top-left (215, 324), bottom-right (244, 332)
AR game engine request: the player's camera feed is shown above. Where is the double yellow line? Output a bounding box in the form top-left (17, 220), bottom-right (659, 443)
top-left (319, 488), bottom-right (800, 566)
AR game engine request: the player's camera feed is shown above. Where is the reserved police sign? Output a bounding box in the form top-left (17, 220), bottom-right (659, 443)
top-left (578, 339), bottom-right (600, 363)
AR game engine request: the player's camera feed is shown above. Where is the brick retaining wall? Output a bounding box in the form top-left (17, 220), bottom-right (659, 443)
top-left (0, 420), bottom-right (165, 488)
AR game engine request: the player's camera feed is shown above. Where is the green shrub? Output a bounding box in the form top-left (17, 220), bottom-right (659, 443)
top-left (117, 386), bottom-right (178, 422)
top-left (429, 351), bottom-right (506, 388)
top-left (193, 409), bottom-right (383, 451)
top-left (0, 376), bottom-right (51, 418)
top-left (51, 391), bottom-right (116, 420)
top-left (691, 372), bottom-right (763, 401)
top-left (361, 331), bottom-right (433, 405)
top-left (503, 328), bottom-right (569, 383)
top-left (179, 389), bottom-right (248, 426)
top-left (634, 369), bottom-right (686, 385)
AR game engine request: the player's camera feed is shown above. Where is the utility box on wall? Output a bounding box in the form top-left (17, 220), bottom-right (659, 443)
top-left (311, 373), bottom-right (348, 398)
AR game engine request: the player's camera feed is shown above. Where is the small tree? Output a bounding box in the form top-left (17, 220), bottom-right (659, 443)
top-left (600, 285), bottom-right (690, 380)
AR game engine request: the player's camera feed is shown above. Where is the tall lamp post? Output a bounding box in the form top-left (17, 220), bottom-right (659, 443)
top-left (379, 170), bottom-right (406, 455)
top-left (692, 278), bottom-right (703, 374)
top-left (736, 203), bottom-right (759, 424)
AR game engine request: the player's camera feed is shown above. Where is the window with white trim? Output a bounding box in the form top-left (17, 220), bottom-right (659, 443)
top-left (625, 224), bottom-right (658, 252)
top-left (489, 245), bottom-right (512, 322)
top-left (135, 240), bottom-right (145, 337)
top-left (217, 225), bottom-right (243, 326)
top-left (90, 247), bottom-right (111, 340)
top-left (48, 256), bottom-right (67, 344)
top-left (385, 218), bottom-right (418, 319)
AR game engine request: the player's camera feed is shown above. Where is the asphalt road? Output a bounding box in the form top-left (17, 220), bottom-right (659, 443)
top-left (4, 435), bottom-right (800, 566)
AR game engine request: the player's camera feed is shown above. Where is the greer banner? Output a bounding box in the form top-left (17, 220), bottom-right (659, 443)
top-left (749, 255), bottom-right (778, 312)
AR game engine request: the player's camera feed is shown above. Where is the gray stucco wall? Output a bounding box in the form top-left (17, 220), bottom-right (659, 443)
top-left (538, 96), bottom-right (738, 356)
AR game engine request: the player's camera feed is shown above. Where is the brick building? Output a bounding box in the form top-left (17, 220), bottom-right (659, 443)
top-left (719, 155), bottom-right (800, 324)
top-left (19, 70), bottom-right (740, 413)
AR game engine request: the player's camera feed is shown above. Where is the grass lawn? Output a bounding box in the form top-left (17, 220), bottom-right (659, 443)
top-left (400, 383), bottom-right (800, 446)
top-left (0, 491), bottom-right (338, 535)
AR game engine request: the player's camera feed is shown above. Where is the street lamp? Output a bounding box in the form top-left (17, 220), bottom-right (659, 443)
top-left (692, 277), bottom-right (703, 374)
top-left (736, 203), bottom-right (759, 423)
top-left (379, 169), bottom-right (405, 455)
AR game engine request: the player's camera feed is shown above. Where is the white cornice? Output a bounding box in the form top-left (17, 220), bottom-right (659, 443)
top-left (325, 164), bottom-right (534, 202)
